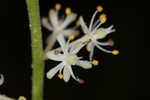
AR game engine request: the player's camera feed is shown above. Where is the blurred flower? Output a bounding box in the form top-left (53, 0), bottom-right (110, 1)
top-left (0, 74), bottom-right (4, 86)
top-left (42, 3), bottom-right (79, 45)
top-left (79, 6), bottom-right (119, 60)
top-left (46, 34), bottom-right (92, 82)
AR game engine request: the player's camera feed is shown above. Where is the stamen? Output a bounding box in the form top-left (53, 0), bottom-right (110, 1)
top-left (65, 8), bottom-right (71, 14)
top-left (108, 39), bottom-right (114, 46)
top-left (92, 60), bottom-right (99, 66)
top-left (112, 50), bottom-right (119, 55)
top-left (99, 13), bottom-right (107, 23)
top-left (89, 10), bottom-right (98, 31)
top-left (58, 74), bottom-right (63, 79)
top-left (18, 96), bottom-right (26, 100)
top-left (97, 6), bottom-right (103, 12)
top-left (87, 39), bottom-right (92, 43)
top-left (68, 35), bottom-right (75, 40)
top-left (54, 50), bottom-right (60, 55)
top-left (55, 3), bottom-right (61, 10)
top-left (76, 19), bottom-right (80, 26)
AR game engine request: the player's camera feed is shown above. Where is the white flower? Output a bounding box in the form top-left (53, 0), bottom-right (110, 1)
top-left (46, 34), bottom-right (92, 82)
top-left (79, 6), bottom-right (119, 61)
top-left (0, 74), bottom-right (4, 86)
top-left (42, 4), bottom-right (79, 44)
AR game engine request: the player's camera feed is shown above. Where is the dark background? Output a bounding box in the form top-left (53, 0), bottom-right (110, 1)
top-left (0, 0), bottom-right (149, 100)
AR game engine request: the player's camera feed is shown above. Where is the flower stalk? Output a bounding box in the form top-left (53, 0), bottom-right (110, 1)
top-left (26, 0), bottom-right (44, 100)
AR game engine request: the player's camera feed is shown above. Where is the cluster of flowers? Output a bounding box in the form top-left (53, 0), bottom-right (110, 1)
top-left (42, 3), bottom-right (119, 84)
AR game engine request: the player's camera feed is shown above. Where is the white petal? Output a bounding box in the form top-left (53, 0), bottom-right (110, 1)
top-left (66, 64), bottom-right (78, 81)
top-left (80, 16), bottom-right (89, 34)
top-left (89, 45), bottom-right (94, 61)
top-left (46, 51), bottom-right (65, 61)
top-left (86, 42), bottom-right (93, 52)
top-left (49, 9), bottom-right (59, 28)
top-left (63, 66), bottom-right (71, 82)
top-left (69, 35), bottom-right (89, 48)
top-left (60, 13), bottom-right (77, 30)
top-left (47, 62), bottom-right (65, 79)
top-left (76, 60), bottom-right (92, 69)
top-left (71, 42), bottom-right (86, 54)
top-left (57, 34), bottom-right (66, 53)
top-left (42, 18), bottom-right (53, 31)
top-left (0, 74), bottom-right (4, 86)
top-left (104, 25), bottom-right (116, 34)
top-left (63, 29), bottom-right (76, 37)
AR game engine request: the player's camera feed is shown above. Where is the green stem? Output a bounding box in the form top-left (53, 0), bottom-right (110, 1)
top-left (26, 0), bottom-right (44, 100)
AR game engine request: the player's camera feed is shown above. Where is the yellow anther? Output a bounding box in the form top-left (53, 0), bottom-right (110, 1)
top-left (54, 50), bottom-right (59, 55)
top-left (76, 19), bottom-right (80, 26)
top-left (112, 50), bottom-right (119, 55)
top-left (87, 39), bottom-right (92, 43)
top-left (18, 96), bottom-right (26, 100)
top-left (58, 74), bottom-right (63, 79)
top-left (99, 13), bottom-right (107, 23)
top-left (65, 8), bottom-right (71, 14)
top-left (97, 6), bottom-right (103, 12)
top-left (92, 60), bottom-right (99, 66)
top-left (55, 3), bottom-right (61, 10)
top-left (68, 35), bottom-right (75, 40)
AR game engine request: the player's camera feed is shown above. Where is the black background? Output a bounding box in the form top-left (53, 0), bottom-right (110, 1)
top-left (0, 0), bottom-right (149, 100)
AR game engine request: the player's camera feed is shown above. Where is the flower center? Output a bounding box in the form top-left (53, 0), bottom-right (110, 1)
top-left (66, 54), bottom-right (78, 65)
top-left (94, 28), bottom-right (107, 39)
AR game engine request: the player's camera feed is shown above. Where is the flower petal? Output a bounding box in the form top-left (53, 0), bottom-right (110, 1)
top-left (46, 51), bottom-right (65, 61)
top-left (0, 74), bottom-right (4, 86)
top-left (42, 18), bottom-right (53, 31)
top-left (66, 64), bottom-right (78, 81)
top-left (76, 60), bottom-right (92, 69)
top-left (63, 66), bottom-right (71, 82)
top-left (60, 13), bottom-right (77, 30)
top-left (63, 29), bottom-right (77, 37)
top-left (49, 9), bottom-right (59, 28)
top-left (86, 42), bottom-right (93, 52)
top-left (80, 16), bottom-right (89, 34)
top-left (47, 62), bottom-right (65, 79)
top-left (89, 45), bottom-right (95, 61)
top-left (57, 34), bottom-right (66, 53)
top-left (71, 42), bottom-right (86, 54)
top-left (104, 25), bottom-right (116, 34)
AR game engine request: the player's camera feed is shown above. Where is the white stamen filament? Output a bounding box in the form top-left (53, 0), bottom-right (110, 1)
top-left (92, 19), bottom-right (100, 29)
top-left (96, 41), bottom-right (109, 46)
top-left (95, 44), bottom-right (112, 53)
top-left (89, 11), bottom-right (98, 31)
top-left (92, 22), bottom-right (102, 33)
